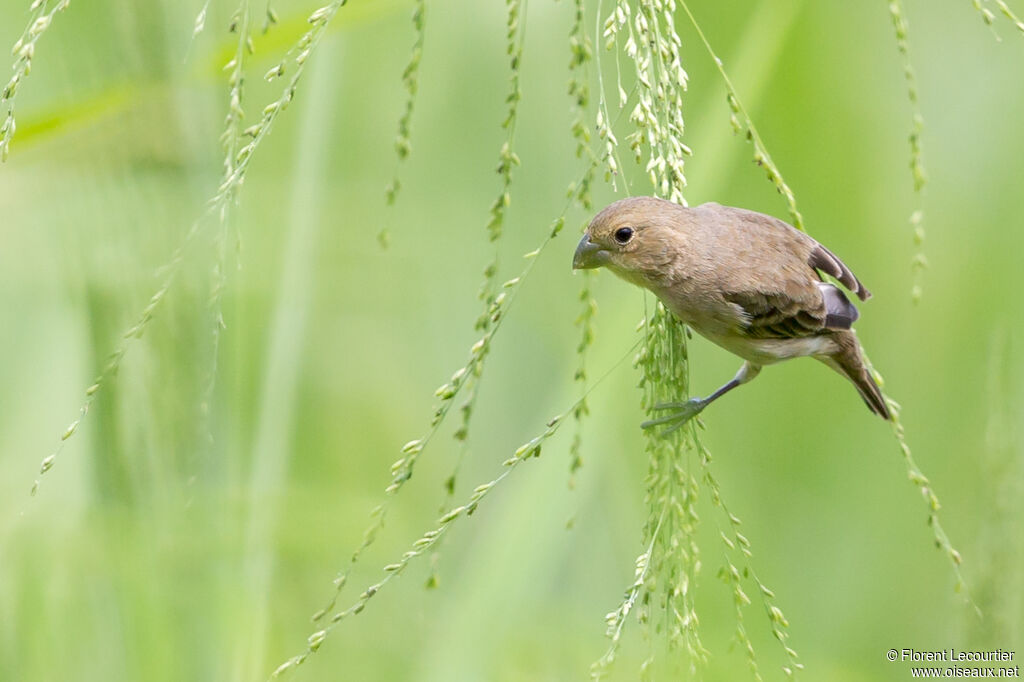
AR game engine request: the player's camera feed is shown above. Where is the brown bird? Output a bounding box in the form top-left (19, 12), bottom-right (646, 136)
top-left (572, 196), bottom-right (890, 432)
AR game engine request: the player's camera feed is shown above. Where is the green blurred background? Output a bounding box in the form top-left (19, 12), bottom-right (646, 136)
top-left (1, 0), bottom-right (1022, 680)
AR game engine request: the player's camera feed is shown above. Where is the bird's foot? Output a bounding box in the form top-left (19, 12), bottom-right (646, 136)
top-left (641, 398), bottom-right (707, 435)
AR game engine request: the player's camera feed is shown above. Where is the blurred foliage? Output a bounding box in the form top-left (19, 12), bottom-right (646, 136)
top-left (0, 0), bottom-right (1022, 680)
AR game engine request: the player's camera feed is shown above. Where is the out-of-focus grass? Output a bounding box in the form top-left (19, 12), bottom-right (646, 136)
top-left (0, 1), bottom-right (1022, 680)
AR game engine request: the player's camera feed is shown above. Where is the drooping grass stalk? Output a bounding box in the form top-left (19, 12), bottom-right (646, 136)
top-left (443, 0), bottom-right (528, 492)
top-left (567, 0), bottom-right (598, 489)
top-left (1, 0), bottom-right (71, 162)
top-left (198, 0), bottom-right (253, 451)
top-left (379, 0), bottom-right (426, 247)
top-left (887, 0), bottom-right (929, 303)
top-left (591, 507), bottom-right (665, 679)
top-left (594, 0), bottom-right (629, 190)
top-left (568, 271), bottom-right (596, 489)
top-left (677, 0), bottom-right (804, 231)
top-left (716, 552), bottom-right (764, 682)
top-left (30, 1), bottom-right (353, 495)
top-left (638, 307), bottom-right (708, 672)
top-left (569, 0), bottom-right (595, 183)
top-left (222, 2), bottom-right (253, 191)
top-left (234, 33), bottom-right (337, 679)
top-left (31, 269), bottom-right (176, 496)
top-left (971, 0), bottom-right (1024, 37)
top-left (692, 430), bottom-right (802, 679)
top-left (594, 1), bottom-right (710, 676)
top-left (568, 0), bottom-right (599, 211)
top-left (681, 0), bottom-right (804, 199)
top-left (273, 343), bottom-right (639, 680)
top-left (243, 2), bottom-right (350, 189)
top-left (592, 314), bottom-right (708, 682)
top-left (882, 388), bottom-right (976, 609)
top-left (458, 0), bottom-right (528, 421)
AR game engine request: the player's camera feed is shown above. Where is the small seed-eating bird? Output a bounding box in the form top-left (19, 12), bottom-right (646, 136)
top-left (572, 197), bottom-right (890, 432)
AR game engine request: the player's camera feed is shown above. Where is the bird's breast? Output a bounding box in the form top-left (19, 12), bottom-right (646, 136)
top-left (653, 280), bottom-right (745, 337)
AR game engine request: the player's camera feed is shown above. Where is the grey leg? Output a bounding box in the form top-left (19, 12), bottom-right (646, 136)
top-left (641, 362), bottom-right (762, 434)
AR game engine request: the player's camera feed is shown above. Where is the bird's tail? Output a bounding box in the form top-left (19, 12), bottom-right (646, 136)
top-left (819, 331), bottom-right (891, 420)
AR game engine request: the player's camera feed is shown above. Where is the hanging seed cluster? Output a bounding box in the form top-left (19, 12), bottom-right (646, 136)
top-left (567, 0), bottom-right (598, 486)
top-left (887, 0), bottom-right (929, 303)
top-left (884, 393), bottom-right (970, 597)
top-left (450, 0), bottom-right (527, 465)
top-left (604, 0), bottom-right (691, 205)
top-left (1, 0), bottom-right (70, 162)
top-left (634, 307), bottom-right (708, 672)
top-left (972, 0), bottom-right (1024, 36)
top-left (380, 0), bottom-right (427, 246)
top-left (201, 0), bottom-right (257, 435)
top-left (590, 517), bottom-right (661, 679)
top-left (594, 0), bottom-right (709, 676)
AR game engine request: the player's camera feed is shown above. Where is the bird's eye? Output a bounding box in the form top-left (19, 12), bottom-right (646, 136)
top-left (614, 227), bottom-right (634, 244)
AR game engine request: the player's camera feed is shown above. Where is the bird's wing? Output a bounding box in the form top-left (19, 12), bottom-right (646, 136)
top-left (724, 287), bottom-right (828, 339)
top-left (724, 281), bottom-right (858, 339)
top-left (807, 244), bottom-right (871, 301)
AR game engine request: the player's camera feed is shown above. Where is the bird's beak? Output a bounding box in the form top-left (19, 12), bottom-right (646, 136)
top-left (573, 234), bottom-right (609, 270)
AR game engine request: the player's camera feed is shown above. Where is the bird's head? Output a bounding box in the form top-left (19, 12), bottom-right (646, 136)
top-left (572, 196), bottom-right (683, 288)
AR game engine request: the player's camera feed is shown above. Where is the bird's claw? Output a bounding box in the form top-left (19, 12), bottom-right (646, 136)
top-left (641, 398), bottom-right (706, 435)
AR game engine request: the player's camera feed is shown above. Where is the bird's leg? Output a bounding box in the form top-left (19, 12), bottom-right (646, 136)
top-left (641, 362), bottom-right (762, 434)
